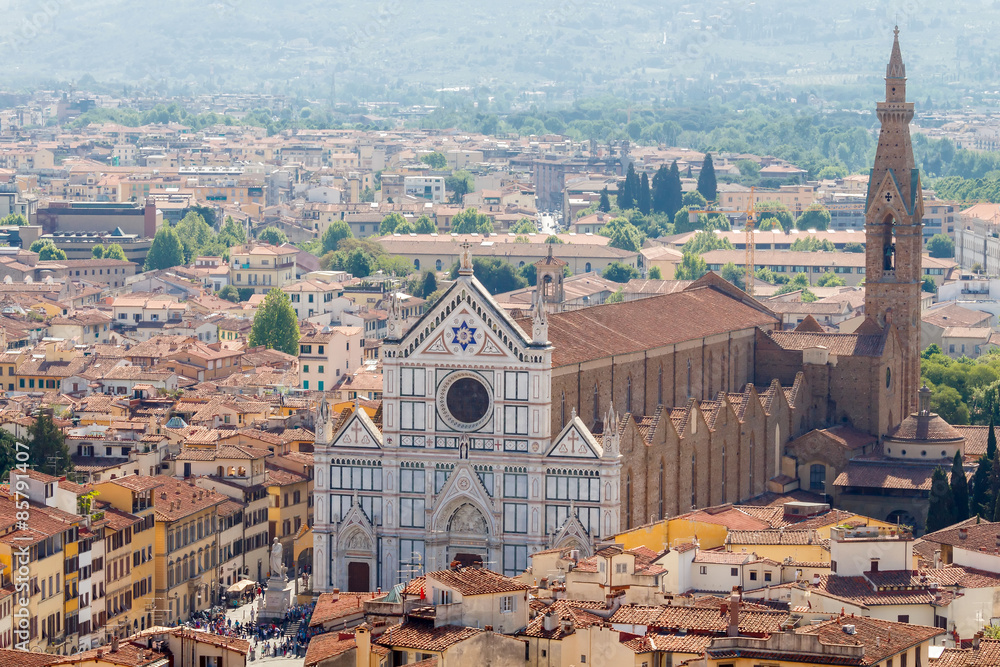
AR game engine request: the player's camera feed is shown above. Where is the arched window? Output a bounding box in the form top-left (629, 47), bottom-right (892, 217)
top-left (626, 376), bottom-right (632, 414)
top-left (810, 463), bottom-right (826, 491)
top-left (561, 391), bottom-right (566, 428)
top-left (691, 453), bottom-right (697, 509)
top-left (687, 360), bottom-right (692, 399)
top-left (414, 259), bottom-right (420, 271)
top-left (435, 259), bottom-right (442, 271)
top-left (749, 433), bottom-right (755, 492)
top-left (658, 462), bottom-right (665, 519)
top-left (707, 352), bottom-right (713, 396)
top-left (657, 366), bottom-right (663, 405)
top-left (721, 444), bottom-right (727, 502)
top-left (593, 383), bottom-right (599, 423)
top-left (625, 473), bottom-right (632, 529)
top-left (585, 262), bottom-right (592, 273)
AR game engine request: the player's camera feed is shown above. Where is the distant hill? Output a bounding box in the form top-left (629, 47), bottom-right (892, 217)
top-left (1, 0), bottom-right (998, 106)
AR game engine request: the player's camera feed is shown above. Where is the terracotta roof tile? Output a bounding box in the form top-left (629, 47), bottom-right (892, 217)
top-left (374, 624), bottom-right (484, 652)
top-left (426, 567), bottom-right (529, 595)
top-left (304, 633), bottom-right (356, 667)
top-left (765, 330), bottom-right (886, 357)
top-left (518, 286), bottom-right (777, 367)
top-left (796, 615), bottom-right (944, 666)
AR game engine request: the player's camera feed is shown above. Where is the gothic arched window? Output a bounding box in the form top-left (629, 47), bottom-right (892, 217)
top-left (686, 360), bottom-right (692, 399)
top-left (657, 366), bottom-right (663, 405)
top-left (560, 392), bottom-right (566, 428)
top-left (593, 383), bottom-right (599, 423)
top-left (625, 473), bottom-right (632, 529)
top-left (626, 377), bottom-right (632, 414)
top-left (658, 462), bottom-right (665, 519)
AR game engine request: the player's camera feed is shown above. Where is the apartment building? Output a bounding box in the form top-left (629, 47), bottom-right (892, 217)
top-left (152, 477), bottom-right (227, 623)
top-left (297, 326), bottom-right (363, 392)
top-left (229, 244), bottom-right (298, 295)
top-left (266, 464), bottom-right (310, 573)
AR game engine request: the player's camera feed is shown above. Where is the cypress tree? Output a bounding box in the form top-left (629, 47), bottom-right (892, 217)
top-left (971, 454), bottom-right (993, 519)
top-left (697, 152), bottom-right (718, 203)
top-left (598, 187), bottom-right (611, 213)
top-left (989, 416), bottom-right (998, 460)
top-left (926, 466), bottom-right (956, 533)
top-left (950, 450), bottom-right (970, 522)
top-left (651, 165), bottom-right (669, 214)
top-left (666, 161), bottom-right (683, 220)
top-left (638, 172), bottom-right (651, 215)
top-left (617, 164), bottom-right (637, 211)
top-left (991, 453), bottom-right (1000, 520)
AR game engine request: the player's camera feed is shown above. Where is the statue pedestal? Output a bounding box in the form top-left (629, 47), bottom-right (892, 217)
top-left (257, 575), bottom-right (289, 625)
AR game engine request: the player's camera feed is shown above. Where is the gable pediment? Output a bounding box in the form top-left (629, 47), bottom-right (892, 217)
top-left (547, 416), bottom-right (602, 459)
top-left (331, 409), bottom-right (382, 449)
top-left (395, 278), bottom-right (534, 361)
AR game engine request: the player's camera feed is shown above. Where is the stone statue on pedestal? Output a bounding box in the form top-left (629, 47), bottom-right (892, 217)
top-left (269, 538), bottom-right (285, 580)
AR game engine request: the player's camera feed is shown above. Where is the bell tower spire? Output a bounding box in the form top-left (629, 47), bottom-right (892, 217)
top-left (865, 27), bottom-right (923, 420)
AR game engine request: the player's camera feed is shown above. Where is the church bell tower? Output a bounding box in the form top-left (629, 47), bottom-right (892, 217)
top-left (865, 27), bottom-right (923, 414)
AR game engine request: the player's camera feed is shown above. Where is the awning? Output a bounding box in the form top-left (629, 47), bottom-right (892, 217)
top-left (227, 578), bottom-right (257, 594)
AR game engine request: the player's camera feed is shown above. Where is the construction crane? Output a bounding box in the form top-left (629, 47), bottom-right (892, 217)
top-left (743, 186), bottom-right (758, 297)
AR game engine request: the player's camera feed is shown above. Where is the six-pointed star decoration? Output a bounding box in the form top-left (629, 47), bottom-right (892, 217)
top-left (451, 321), bottom-right (477, 351)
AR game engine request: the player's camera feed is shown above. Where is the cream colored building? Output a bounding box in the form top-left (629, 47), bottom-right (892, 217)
top-left (229, 243), bottom-right (298, 295)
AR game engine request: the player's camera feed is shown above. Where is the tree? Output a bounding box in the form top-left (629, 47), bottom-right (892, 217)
top-left (666, 161), bottom-right (683, 219)
top-left (638, 173), bottom-right (651, 215)
top-left (795, 204), bottom-right (831, 231)
top-left (345, 248), bottom-right (375, 278)
top-left (104, 243), bottom-right (126, 260)
top-left (394, 220), bottom-right (416, 235)
top-left (219, 216), bottom-right (248, 246)
top-left (248, 289), bottom-right (300, 356)
top-left (682, 190), bottom-right (707, 208)
top-left (673, 253), bottom-right (708, 280)
top-left (451, 208), bottom-right (495, 235)
top-left (598, 187), bottom-right (611, 213)
top-left (651, 165), bottom-right (669, 215)
top-left (756, 201), bottom-right (794, 232)
top-left (545, 235), bottom-right (563, 244)
top-left (446, 170), bottom-right (475, 203)
top-left (145, 225), bottom-right (185, 270)
top-left (843, 241), bottom-right (865, 253)
top-left (926, 466), bottom-right (956, 533)
top-left (0, 430), bottom-right (17, 485)
top-left (414, 215), bottom-right (437, 234)
top-left (218, 285), bottom-right (240, 302)
top-left (602, 261), bottom-right (640, 283)
top-left (420, 271), bottom-right (437, 297)
top-left (175, 211), bottom-right (214, 262)
top-left (511, 218), bottom-right (537, 235)
top-left (92, 244), bottom-right (105, 259)
top-left (790, 237), bottom-right (836, 252)
top-left (420, 151), bottom-right (447, 169)
top-left (377, 254), bottom-right (414, 276)
top-left (673, 207), bottom-right (695, 234)
top-left (927, 233), bottom-right (955, 258)
top-left (380, 212), bottom-right (406, 235)
top-left (31, 240), bottom-right (66, 261)
top-left (0, 213), bottom-right (28, 226)
top-left (26, 411), bottom-right (72, 476)
top-left (720, 262), bottom-right (744, 290)
top-left (606, 287), bottom-right (625, 303)
top-left (683, 230), bottom-right (734, 255)
top-left (697, 152), bottom-right (717, 202)
top-left (321, 220), bottom-right (353, 253)
top-left (648, 266), bottom-right (662, 279)
top-left (258, 226), bottom-right (287, 246)
top-left (992, 452), bottom-right (1000, 522)
top-left (922, 276), bottom-right (938, 293)
top-left (618, 164), bottom-right (638, 211)
top-left (972, 452), bottom-right (993, 519)
top-left (817, 272), bottom-right (846, 287)
top-left (599, 217), bottom-right (644, 252)
top-left (450, 258), bottom-right (527, 294)
top-left (951, 450), bottom-right (971, 522)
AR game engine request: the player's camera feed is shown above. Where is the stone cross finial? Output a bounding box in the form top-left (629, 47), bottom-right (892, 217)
top-left (459, 242), bottom-right (474, 276)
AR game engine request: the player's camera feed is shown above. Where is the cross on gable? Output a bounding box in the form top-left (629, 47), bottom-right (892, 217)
top-left (566, 430), bottom-right (580, 453)
top-left (884, 191), bottom-right (893, 203)
top-left (349, 420), bottom-right (363, 442)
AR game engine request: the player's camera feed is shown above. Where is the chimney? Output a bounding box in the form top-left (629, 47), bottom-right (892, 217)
top-left (111, 635), bottom-right (119, 653)
top-left (727, 586), bottom-right (741, 637)
top-left (959, 528), bottom-right (968, 540)
top-left (542, 612), bottom-right (558, 633)
top-left (933, 550), bottom-right (941, 569)
top-left (332, 588), bottom-right (340, 602)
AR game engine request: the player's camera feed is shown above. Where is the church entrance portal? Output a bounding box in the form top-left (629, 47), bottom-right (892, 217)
top-left (453, 552), bottom-right (484, 568)
top-left (347, 562), bottom-right (369, 592)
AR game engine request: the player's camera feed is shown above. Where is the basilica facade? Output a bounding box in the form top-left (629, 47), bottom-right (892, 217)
top-left (313, 30), bottom-right (923, 592)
